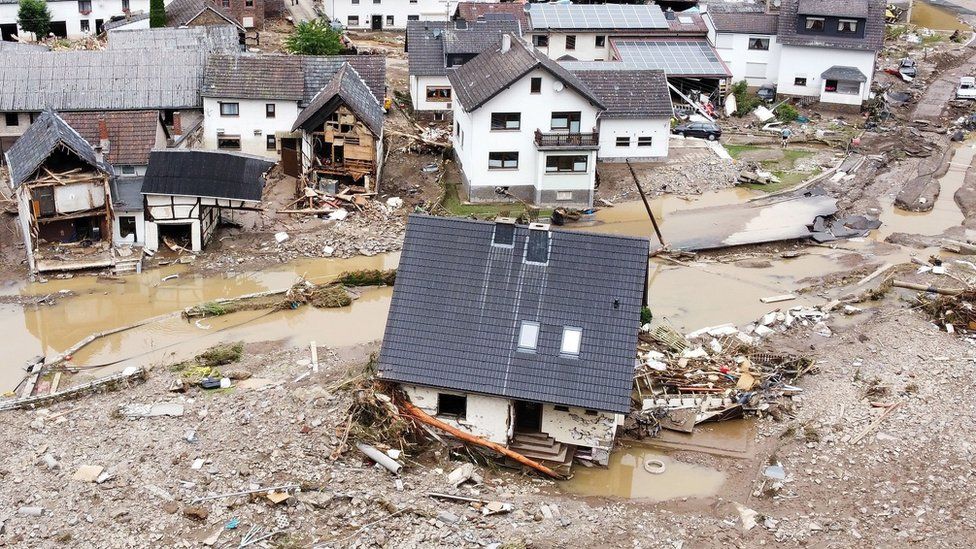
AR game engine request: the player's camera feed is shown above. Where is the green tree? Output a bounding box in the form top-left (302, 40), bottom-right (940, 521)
top-left (17, 0), bottom-right (51, 39)
top-left (285, 20), bottom-right (344, 55)
top-left (150, 0), bottom-right (166, 28)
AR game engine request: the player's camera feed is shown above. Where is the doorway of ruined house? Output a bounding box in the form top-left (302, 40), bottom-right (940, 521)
top-left (513, 401), bottom-right (543, 434)
top-left (36, 215), bottom-right (105, 244)
top-left (371, 15), bottom-right (382, 30)
top-left (280, 138), bottom-right (299, 177)
top-left (157, 223), bottom-right (193, 250)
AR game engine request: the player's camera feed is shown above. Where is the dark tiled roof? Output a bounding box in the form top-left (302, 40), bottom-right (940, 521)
top-left (378, 215), bottom-right (649, 414)
top-left (6, 110), bottom-right (107, 187)
top-left (204, 54), bottom-right (305, 100)
top-left (60, 111), bottom-right (160, 167)
top-left (798, 0), bottom-right (869, 18)
top-left (448, 36), bottom-right (604, 112)
top-left (302, 55), bottom-right (386, 106)
top-left (166, 0), bottom-right (242, 29)
top-left (111, 177), bottom-right (144, 212)
top-left (777, 0), bottom-right (885, 51)
top-left (574, 70), bottom-right (672, 119)
top-left (103, 12), bottom-right (150, 31)
top-left (665, 12), bottom-right (710, 34)
top-left (711, 12), bottom-right (780, 34)
top-left (142, 150), bottom-right (273, 201)
top-left (406, 19), bottom-right (521, 78)
top-left (821, 65), bottom-right (868, 81)
top-left (293, 63), bottom-right (384, 136)
top-left (455, 2), bottom-right (529, 28)
top-left (406, 21), bottom-right (449, 77)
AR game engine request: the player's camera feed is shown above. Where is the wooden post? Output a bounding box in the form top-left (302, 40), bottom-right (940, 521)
top-left (627, 160), bottom-right (666, 248)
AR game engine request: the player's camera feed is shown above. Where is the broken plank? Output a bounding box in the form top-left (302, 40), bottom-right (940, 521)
top-left (760, 294), bottom-right (796, 304)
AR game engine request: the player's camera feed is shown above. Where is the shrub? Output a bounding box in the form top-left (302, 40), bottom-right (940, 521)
top-left (776, 103), bottom-right (799, 122)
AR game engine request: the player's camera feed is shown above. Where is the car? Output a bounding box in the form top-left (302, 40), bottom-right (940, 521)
top-left (898, 58), bottom-right (917, 79)
top-left (757, 84), bottom-right (777, 103)
top-left (671, 121), bottom-right (722, 141)
top-left (957, 76), bottom-right (976, 99)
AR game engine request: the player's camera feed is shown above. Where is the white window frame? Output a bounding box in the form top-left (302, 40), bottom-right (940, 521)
top-left (838, 19), bottom-right (858, 33)
top-left (560, 327), bottom-right (582, 356)
top-left (518, 321), bottom-right (540, 351)
top-left (805, 17), bottom-right (824, 31)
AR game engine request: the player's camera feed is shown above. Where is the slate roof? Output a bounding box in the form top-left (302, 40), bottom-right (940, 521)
top-left (5, 110), bottom-right (107, 188)
top-left (574, 70), bottom-right (673, 119)
top-left (166, 0), bottom-right (242, 29)
top-left (406, 19), bottom-right (522, 78)
top-left (454, 2), bottom-right (529, 28)
top-left (0, 50), bottom-right (211, 111)
top-left (444, 19), bottom-right (522, 55)
top-left (204, 54), bottom-right (305, 100)
top-left (59, 111), bottom-right (160, 167)
top-left (302, 55), bottom-right (386, 106)
top-left (111, 177), bottom-right (145, 212)
top-left (0, 41), bottom-right (48, 52)
top-left (777, 0), bottom-right (885, 51)
top-left (292, 63), bottom-right (385, 136)
top-left (821, 65), bottom-right (868, 82)
top-left (107, 25), bottom-right (241, 53)
top-left (710, 12), bottom-right (780, 34)
top-left (448, 36), bottom-right (604, 112)
top-left (378, 215), bottom-right (649, 414)
top-left (141, 150), bottom-right (273, 201)
top-left (798, 0), bottom-right (869, 18)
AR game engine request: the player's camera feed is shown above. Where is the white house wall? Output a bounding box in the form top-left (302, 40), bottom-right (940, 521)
top-left (410, 74), bottom-right (453, 112)
top-left (453, 67), bottom-right (601, 203)
top-left (528, 31), bottom-right (613, 62)
top-left (0, 112), bottom-right (31, 140)
top-left (0, 0), bottom-right (151, 39)
top-left (404, 385), bottom-right (511, 445)
top-left (53, 182), bottom-right (105, 213)
top-left (112, 210), bottom-right (145, 245)
top-left (202, 97), bottom-right (300, 159)
top-left (776, 45), bottom-right (875, 102)
top-left (326, 0), bottom-right (460, 29)
top-left (714, 32), bottom-right (781, 86)
top-left (597, 118), bottom-right (670, 161)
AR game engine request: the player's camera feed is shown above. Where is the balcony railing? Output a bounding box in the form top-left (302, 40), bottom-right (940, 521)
top-left (534, 129), bottom-right (599, 150)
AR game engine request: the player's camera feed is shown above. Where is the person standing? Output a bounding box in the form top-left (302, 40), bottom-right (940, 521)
top-left (780, 127), bottom-right (792, 148)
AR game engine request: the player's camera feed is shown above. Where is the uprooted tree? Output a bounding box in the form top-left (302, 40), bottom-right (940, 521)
top-left (18, 0), bottom-right (51, 39)
top-left (285, 19), bottom-right (344, 55)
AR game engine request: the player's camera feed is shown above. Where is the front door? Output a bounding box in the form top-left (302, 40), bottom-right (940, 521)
top-left (280, 138), bottom-right (299, 177)
top-left (371, 15), bottom-right (382, 30)
top-left (514, 401), bottom-right (543, 433)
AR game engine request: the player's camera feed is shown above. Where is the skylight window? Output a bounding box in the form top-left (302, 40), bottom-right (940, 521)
top-left (525, 224), bottom-right (550, 264)
top-left (518, 321), bottom-right (540, 351)
top-left (560, 327), bottom-right (582, 356)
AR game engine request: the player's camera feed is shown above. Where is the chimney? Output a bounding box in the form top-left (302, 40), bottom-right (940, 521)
top-left (501, 33), bottom-right (511, 53)
top-left (172, 111), bottom-right (182, 137)
top-left (95, 117), bottom-right (109, 162)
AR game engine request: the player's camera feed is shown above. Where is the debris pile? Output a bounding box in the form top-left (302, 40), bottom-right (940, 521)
top-left (628, 322), bottom-right (816, 437)
top-left (279, 184), bottom-right (376, 217)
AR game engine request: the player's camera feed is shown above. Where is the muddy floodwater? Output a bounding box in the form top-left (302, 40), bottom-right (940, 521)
top-left (911, 1), bottom-right (971, 31)
top-left (0, 254), bottom-right (399, 391)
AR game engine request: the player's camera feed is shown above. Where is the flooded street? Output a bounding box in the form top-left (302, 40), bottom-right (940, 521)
top-left (0, 254), bottom-right (399, 391)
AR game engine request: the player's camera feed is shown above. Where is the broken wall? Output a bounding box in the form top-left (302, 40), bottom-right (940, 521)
top-left (404, 385), bottom-right (511, 445)
top-left (540, 405), bottom-right (618, 450)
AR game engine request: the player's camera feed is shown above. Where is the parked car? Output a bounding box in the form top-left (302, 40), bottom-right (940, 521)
top-left (757, 84), bottom-right (777, 103)
top-left (958, 76), bottom-right (976, 99)
top-left (898, 58), bottom-right (917, 79)
top-left (671, 121), bottom-right (722, 141)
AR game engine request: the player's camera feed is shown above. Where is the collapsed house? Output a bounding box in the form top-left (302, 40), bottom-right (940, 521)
top-left (141, 150), bottom-right (274, 253)
top-left (292, 63), bottom-right (386, 193)
top-left (378, 215), bottom-right (650, 471)
top-left (4, 111), bottom-right (116, 274)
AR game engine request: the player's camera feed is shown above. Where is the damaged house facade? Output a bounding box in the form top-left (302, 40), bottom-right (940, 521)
top-left (5, 111), bottom-right (116, 274)
top-left (0, 0), bottom-right (151, 40)
top-left (379, 215), bottom-right (649, 469)
top-left (141, 150), bottom-right (273, 253)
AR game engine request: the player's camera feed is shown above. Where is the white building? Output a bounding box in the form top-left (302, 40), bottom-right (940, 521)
top-left (0, 0), bottom-right (151, 40)
top-left (449, 35), bottom-right (604, 208)
top-left (704, 0), bottom-right (883, 106)
top-left (325, 0), bottom-right (459, 30)
top-left (405, 17), bottom-right (521, 118)
top-left (379, 215), bottom-right (651, 470)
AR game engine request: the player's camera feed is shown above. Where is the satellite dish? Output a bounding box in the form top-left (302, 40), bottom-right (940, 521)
top-left (553, 81), bottom-right (564, 92)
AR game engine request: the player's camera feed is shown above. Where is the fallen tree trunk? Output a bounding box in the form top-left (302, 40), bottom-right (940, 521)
top-left (892, 280), bottom-right (965, 296)
top-left (398, 399), bottom-right (565, 480)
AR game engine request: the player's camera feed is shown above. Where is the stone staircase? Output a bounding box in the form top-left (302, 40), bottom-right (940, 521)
top-left (113, 254), bottom-right (142, 275)
top-left (508, 432), bottom-right (576, 477)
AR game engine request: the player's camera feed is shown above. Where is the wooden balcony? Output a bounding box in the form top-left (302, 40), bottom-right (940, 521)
top-left (534, 129), bottom-right (600, 150)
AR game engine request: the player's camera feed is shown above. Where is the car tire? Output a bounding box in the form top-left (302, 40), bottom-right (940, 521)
top-left (707, 133), bottom-right (716, 141)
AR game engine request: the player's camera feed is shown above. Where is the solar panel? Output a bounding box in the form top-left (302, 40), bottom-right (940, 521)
top-left (562, 40), bottom-right (730, 78)
top-left (528, 3), bottom-right (669, 31)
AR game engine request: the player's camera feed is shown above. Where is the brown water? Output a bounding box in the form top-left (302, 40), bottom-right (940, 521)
top-left (875, 144), bottom-right (973, 239)
top-left (911, 1), bottom-right (971, 31)
top-left (0, 254), bottom-right (399, 391)
top-left (561, 444), bottom-right (726, 501)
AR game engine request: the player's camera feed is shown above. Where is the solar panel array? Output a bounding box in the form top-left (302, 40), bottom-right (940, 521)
top-left (528, 3), bottom-right (669, 31)
top-left (562, 39), bottom-right (730, 78)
